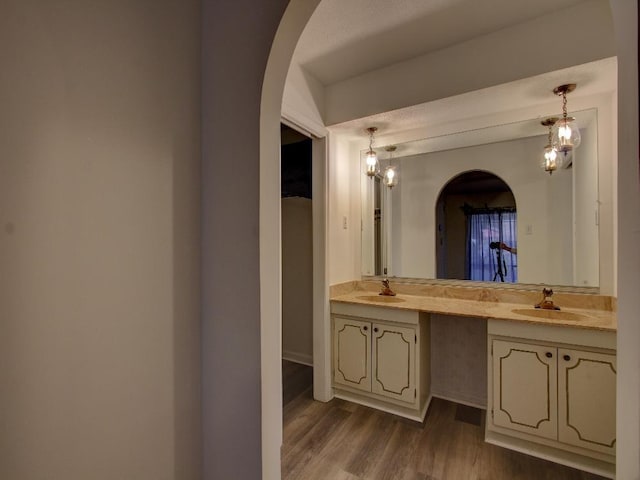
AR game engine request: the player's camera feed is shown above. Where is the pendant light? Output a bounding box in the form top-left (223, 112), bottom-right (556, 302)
top-left (383, 146), bottom-right (398, 188)
top-left (541, 117), bottom-right (560, 174)
top-left (365, 127), bottom-right (379, 177)
top-left (552, 84), bottom-right (581, 154)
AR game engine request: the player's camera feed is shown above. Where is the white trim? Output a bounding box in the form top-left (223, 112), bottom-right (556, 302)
top-left (312, 136), bottom-right (333, 402)
top-left (281, 110), bottom-right (327, 139)
top-left (334, 391), bottom-right (431, 423)
top-left (283, 351), bottom-right (313, 367)
top-left (431, 393), bottom-right (486, 411)
top-left (486, 430), bottom-right (615, 479)
top-left (259, 1), bottom-right (322, 478)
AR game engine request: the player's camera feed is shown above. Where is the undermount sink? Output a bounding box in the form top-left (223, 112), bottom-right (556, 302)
top-left (356, 295), bottom-right (406, 304)
top-left (511, 308), bottom-right (590, 322)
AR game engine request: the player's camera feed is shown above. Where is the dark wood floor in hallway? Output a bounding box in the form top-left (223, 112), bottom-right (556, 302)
top-left (282, 360), bottom-right (606, 480)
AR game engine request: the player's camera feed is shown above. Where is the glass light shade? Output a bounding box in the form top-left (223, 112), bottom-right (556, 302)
top-left (365, 150), bottom-right (379, 177)
top-left (552, 116), bottom-right (581, 153)
top-left (383, 166), bottom-right (398, 188)
top-left (541, 144), bottom-right (560, 174)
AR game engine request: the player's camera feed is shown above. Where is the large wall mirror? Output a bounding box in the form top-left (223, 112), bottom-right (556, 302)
top-left (361, 108), bottom-right (601, 288)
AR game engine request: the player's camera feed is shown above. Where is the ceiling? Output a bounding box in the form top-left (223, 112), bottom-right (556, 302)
top-left (327, 57), bottom-right (616, 141)
top-left (294, 0), bottom-right (590, 86)
top-left (289, 0), bottom-right (616, 143)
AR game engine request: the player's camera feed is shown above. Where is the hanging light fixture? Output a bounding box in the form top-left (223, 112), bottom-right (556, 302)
top-left (541, 117), bottom-right (560, 174)
top-left (383, 146), bottom-right (398, 188)
top-left (551, 83), bottom-right (581, 155)
top-left (365, 127), bottom-right (379, 177)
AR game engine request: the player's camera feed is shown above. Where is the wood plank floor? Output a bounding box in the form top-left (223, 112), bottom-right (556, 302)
top-left (282, 361), bottom-right (606, 480)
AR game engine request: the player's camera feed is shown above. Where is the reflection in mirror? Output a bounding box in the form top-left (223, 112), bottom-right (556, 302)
top-left (365, 172), bottom-right (390, 276)
top-left (361, 109), bottom-right (599, 288)
top-left (436, 171), bottom-right (517, 283)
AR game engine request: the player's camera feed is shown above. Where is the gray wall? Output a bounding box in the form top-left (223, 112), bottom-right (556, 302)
top-left (282, 197), bottom-right (313, 365)
top-left (430, 315), bottom-right (487, 407)
top-left (0, 1), bottom-right (201, 479)
top-left (201, 0), bottom-right (289, 478)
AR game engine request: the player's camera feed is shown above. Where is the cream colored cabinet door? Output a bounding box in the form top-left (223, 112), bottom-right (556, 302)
top-left (492, 339), bottom-right (557, 440)
top-left (371, 323), bottom-right (416, 404)
top-left (558, 348), bottom-right (616, 455)
top-left (333, 316), bottom-right (372, 392)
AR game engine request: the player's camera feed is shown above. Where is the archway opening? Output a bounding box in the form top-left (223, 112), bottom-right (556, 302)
top-left (257, 1), bottom-right (637, 478)
top-left (435, 170), bottom-right (517, 283)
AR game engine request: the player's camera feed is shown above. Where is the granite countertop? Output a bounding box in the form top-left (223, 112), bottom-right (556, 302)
top-left (330, 283), bottom-right (617, 332)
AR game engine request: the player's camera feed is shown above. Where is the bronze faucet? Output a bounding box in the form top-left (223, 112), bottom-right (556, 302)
top-left (535, 288), bottom-right (560, 310)
top-left (379, 279), bottom-right (396, 296)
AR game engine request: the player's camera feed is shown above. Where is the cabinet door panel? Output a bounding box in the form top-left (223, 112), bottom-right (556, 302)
top-left (333, 316), bottom-right (371, 392)
top-left (558, 349), bottom-right (616, 455)
top-left (492, 339), bottom-right (557, 440)
top-left (372, 323), bottom-right (415, 403)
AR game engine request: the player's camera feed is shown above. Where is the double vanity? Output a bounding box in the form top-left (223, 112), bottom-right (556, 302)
top-left (330, 280), bottom-right (616, 478)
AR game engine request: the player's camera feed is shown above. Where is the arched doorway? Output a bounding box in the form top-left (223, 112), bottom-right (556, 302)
top-left (250, 1), bottom-right (637, 479)
top-left (435, 171), bottom-right (517, 283)
top-left (259, 3), bottom-right (323, 479)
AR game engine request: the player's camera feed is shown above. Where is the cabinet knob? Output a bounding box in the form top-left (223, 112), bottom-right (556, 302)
top-left (545, 352), bottom-right (553, 358)
top-left (363, 326), bottom-right (368, 331)
top-left (563, 354), bottom-right (571, 361)
top-left (374, 327), bottom-right (379, 333)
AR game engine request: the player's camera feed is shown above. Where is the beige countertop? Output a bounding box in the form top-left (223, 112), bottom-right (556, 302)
top-left (330, 284), bottom-right (617, 332)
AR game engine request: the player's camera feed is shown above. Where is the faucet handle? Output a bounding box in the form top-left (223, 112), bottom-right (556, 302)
top-left (535, 287), bottom-right (559, 310)
top-left (379, 278), bottom-right (396, 296)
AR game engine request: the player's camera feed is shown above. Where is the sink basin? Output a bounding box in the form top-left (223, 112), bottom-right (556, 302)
top-left (356, 295), bottom-right (406, 304)
top-left (511, 308), bottom-right (590, 322)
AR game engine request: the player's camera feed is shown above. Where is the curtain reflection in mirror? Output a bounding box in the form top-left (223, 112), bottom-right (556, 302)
top-left (465, 207), bottom-right (517, 282)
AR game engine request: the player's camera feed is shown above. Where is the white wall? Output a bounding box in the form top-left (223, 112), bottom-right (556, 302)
top-left (283, 62), bottom-right (327, 137)
top-left (0, 1), bottom-right (201, 479)
top-left (328, 132), bottom-right (362, 284)
top-left (282, 197), bottom-right (313, 365)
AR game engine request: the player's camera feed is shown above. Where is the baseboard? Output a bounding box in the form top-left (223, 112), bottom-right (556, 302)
top-left (282, 350), bottom-right (313, 366)
top-left (334, 390), bottom-right (430, 423)
top-left (430, 391), bottom-right (486, 410)
top-left (485, 430), bottom-right (615, 479)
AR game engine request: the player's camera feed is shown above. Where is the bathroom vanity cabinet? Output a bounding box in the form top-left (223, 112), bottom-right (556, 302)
top-left (486, 319), bottom-right (616, 477)
top-left (331, 302), bottom-right (431, 421)
top-left (329, 285), bottom-right (617, 478)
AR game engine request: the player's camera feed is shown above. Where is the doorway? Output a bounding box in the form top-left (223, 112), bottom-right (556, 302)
top-left (280, 124), bottom-right (314, 367)
top-left (435, 170), bottom-right (517, 283)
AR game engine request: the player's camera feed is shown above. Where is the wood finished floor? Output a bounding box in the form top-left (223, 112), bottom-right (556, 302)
top-left (282, 360), bottom-right (606, 480)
